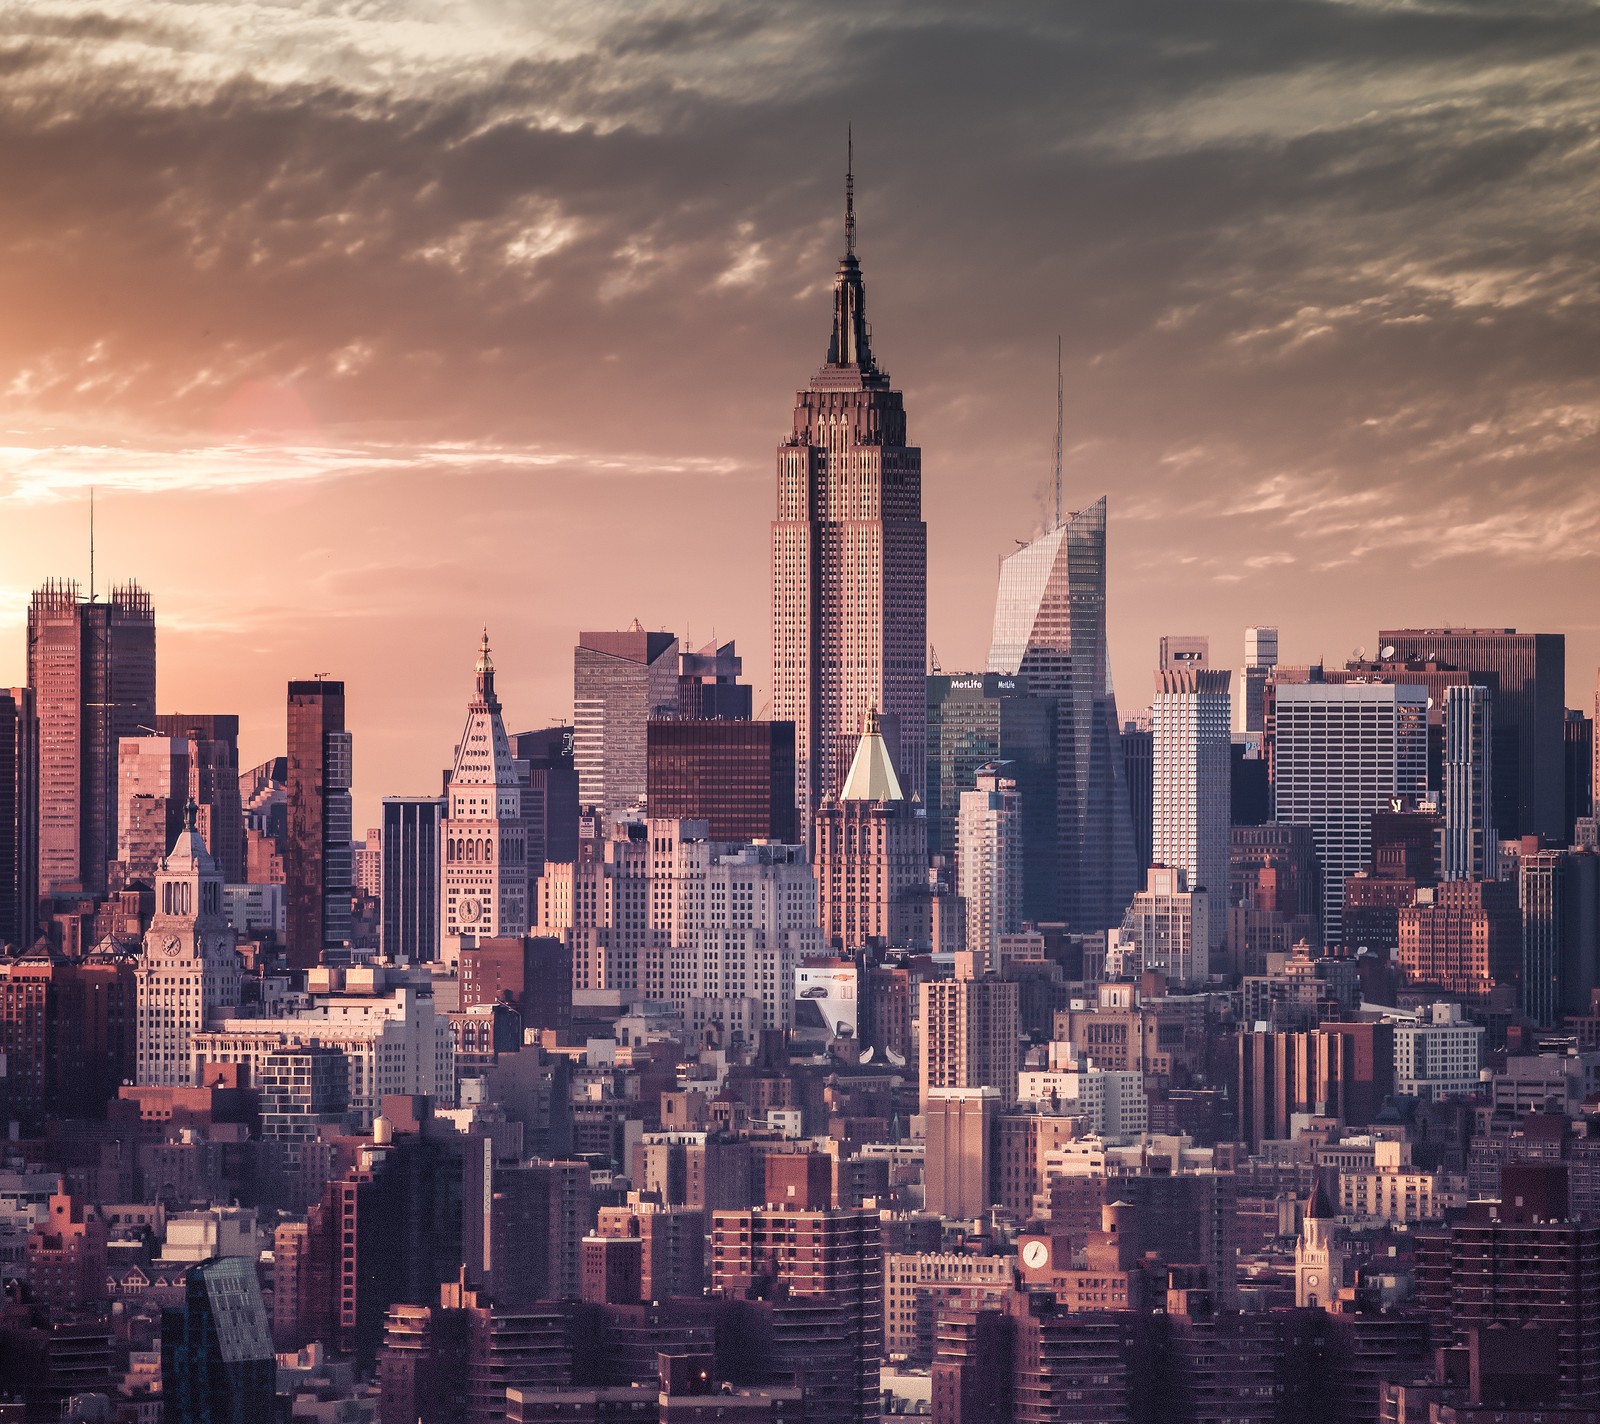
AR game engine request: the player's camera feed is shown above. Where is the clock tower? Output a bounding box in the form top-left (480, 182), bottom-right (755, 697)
top-left (135, 803), bottom-right (243, 1086)
top-left (440, 632), bottom-right (529, 947)
top-left (1295, 1179), bottom-right (1347, 1309)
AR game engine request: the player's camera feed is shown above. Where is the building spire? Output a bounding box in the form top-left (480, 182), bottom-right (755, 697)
top-left (475, 628), bottom-right (497, 708)
top-left (1054, 336), bottom-right (1064, 528)
top-left (845, 125), bottom-right (856, 258)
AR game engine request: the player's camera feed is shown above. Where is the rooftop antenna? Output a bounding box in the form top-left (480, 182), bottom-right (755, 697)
top-left (89, 485), bottom-right (96, 602)
top-left (1053, 337), bottom-right (1063, 529)
top-left (845, 126), bottom-right (856, 258)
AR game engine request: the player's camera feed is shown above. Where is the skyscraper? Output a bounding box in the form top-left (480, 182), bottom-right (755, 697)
top-left (115, 735), bottom-right (188, 884)
top-left (381, 795), bottom-right (445, 962)
top-left (286, 679), bottom-right (351, 969)
top-left (573, 625), bottom-right (679, 818)
top-left (1378, 628), bottom-right (1565, 840)
top-left (920, 975), bottom-right (1020, 1108)
top-left (645, 719), bottom-right (798, 843)
top-left (988, 496), bottom-right (1138, 930)
top-left (772, 155), bottom-right (927, 833)
top-left (1151, 666), bottom-right (1232, 953)
top-left (150, 713), bottom-right (245, 884)
top-left (27, 579), bottom-right (156, 897)
top-left (1272, 682), bottom-right (1428, 945)
top-left (676, 639), bottom-right (753, 720)
top-left (440, 634), bottom-right (528, 945)
top-left (926, 673), bottom-right (1056, 921)
top-left (1240, 626), bottom-right (1278, 735)
top-left (957, 764), bottom-right (1022, 971)
top-left (0, 687), bottom-right (38, 949)
top-left (1441, 684), bottom-right (1494, 881)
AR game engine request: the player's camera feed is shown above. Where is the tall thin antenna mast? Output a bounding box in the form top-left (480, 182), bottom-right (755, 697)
top-left (1053, 337), bottom-right (1063, 528)
top-left (89, 485), bottom-right (96, 602)
top-left (845, 126), bottom-right (856, 257)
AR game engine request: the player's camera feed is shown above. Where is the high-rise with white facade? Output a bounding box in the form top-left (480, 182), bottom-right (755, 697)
top-left (957, 763), bottom-right (1022, 972)
top-left (1272, 682), bottom-right (1429, 945)
top-left (1241, 626), bottom-right (1279, 735)
top-left (1151, 666), bottom-right (1232, 953)
top-left (772, 162), bottom-right (926, 833)
top-left (1442, 683), bottom-right (1494, 881)
top-left (441, 634), bottom-right (528, 944)
top-left (135, 809), bottom-right (243, 1086)
top-left (988, 496), bottom-right (1138, 931)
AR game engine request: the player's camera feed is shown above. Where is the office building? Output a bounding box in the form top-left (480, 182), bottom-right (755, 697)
top-left (772, 174), bottom-right (926, 837)
top-left (988, 496), bottom-right (1139, 931)
top-left (957, 764), bottom-right (1022, 971)
top-left (1396, 879), bottom-right (1521, 1003)
top-left (1394, 1002), bottom-right (1484, 1100)
top-left (1159, 635), bottom-right (1209, 671)
top-left (151, 713), bottom-right (244, 883)
top-left (1520, 846), bottom-right (1600, 1027)
top-left (926, 672), bottom-right (1056, 920)
top-left (1235, 1022), bottom-right (1395, 1147)
top-left (1241, 625), bottom-right (1279, 735)
top-left (814, 709), bottom-right (927, 949)
top-left (923, 1087), bottom-right (1000, 1221)
top-left (382, 795), bottom-right (444, 961)
top-left (0, 946), bottom-right (137, 1125)
top-left (161, 1256), bottom-right (275, 1424)
top-left (1379, 628), bottom-right (1565, 840)
top-left (115, 734), bottom-right (187, 883)
top-left (441, 634), bottom-right (529, 944)
top-left (1271, 682), bottom-right (1428, 944)
top-left (1228, 824), bottom-right (1322, 974)
top-left (676, 638), bottom-right (753, 720)
top-left (1442, 684), bottom-right (1495, 880)
top-left (1567, 708), bottom-right (1594, 846)
top-left (513, 727), bottom-right (579, 876)
top-left (1119, 865), bottom-right (1211, 985)
top-left (920, 976), bottom-right (1020, 1108)
top-left (1122, 722), bottom-right (1155, 885)
top-left (458, 935), bottom-right (571, 1031)
top-left (575, 625), bottom-right (679, 817)
top-left (711, 1205), bottom-right (883, 1424)
top-left (1152, 666), bottom-right (1232, 952)
top-left (646, 719), bottom-right (798, 843)
top-left (0, 687), bottom-right (38, 948)
top-left (286, 679), bottom-right (352, 968)
top-left (134, 811), bottom-right (244, 1087)
top-left (28, 579), bottom-right (156, 896)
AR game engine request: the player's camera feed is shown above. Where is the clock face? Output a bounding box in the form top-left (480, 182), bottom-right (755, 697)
top-left (1306, 1273), bottom-right (1320, 1287)
top-left (460, 897), bottom-right (482, 925)
top-left (162, 936), bottom-right (182, 957)
top-left (1021, 1240), bottom-right (1050, 1271)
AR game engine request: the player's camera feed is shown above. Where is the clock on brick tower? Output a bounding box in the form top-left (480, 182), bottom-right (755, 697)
top-left (135, 801), bottom-right (243, 1087)
top-left (440, 632), bottom-right (530, 948)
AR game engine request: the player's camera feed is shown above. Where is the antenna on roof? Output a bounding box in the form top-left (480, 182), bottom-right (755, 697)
top-left (845, 126), bottom-right (856, 258)
top-left (89, 486), bottom-right (96, 603)
top-left (1054, 337), bottom-right (1063, 529)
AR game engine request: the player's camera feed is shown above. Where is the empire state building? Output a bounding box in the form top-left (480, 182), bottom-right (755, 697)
top-left (772, 155), bottom-right (927, 829)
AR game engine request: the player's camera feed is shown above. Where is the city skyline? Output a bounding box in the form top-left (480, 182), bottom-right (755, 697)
top-left (2, 3), bottom-right (1597, 824)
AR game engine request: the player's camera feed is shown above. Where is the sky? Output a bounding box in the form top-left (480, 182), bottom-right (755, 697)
top-left (1, 0), bottom-right (1597, 826)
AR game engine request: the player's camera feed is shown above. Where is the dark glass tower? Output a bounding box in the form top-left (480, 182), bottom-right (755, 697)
top-left (27, 579), bottom-right (156, 897)
top-left (285, 679), bottom-right (351, 969)
top-left (987, 497), bottom-right (1139, 931)
top-left (773, 150), bottom-right (926, 831)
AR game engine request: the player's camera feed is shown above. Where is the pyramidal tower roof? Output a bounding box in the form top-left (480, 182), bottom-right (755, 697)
top-left (452, 631), bottom-right (519, 789)
top-left (840, 706), bottom-right (904, 802)
top-left (159, 800), bottom-right (219, 878)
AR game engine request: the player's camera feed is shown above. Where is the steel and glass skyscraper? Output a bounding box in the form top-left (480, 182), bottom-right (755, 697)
top-left (285, 679), bottom-right (351, 969)
top-left (987, 496), bottom-right (1139, 930)
top-left (27, 579), bottom-right (156, 897)
top-left (773, 154), bottom-right (926, 830)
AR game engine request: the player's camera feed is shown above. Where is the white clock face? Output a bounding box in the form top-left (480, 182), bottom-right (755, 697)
top-left (1306, 1273), bottom-right (1320, 1287)
top-left (460, 897), bottom-right (482, 924)
top-left (1021, 1240), bottom-right (1049, 1271)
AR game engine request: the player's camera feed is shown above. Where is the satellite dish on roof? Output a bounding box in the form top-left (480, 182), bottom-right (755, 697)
top-left (1353, 646), bottom-right (1366, 662)
top-left (1380, 644), bottom-right (1396, 660)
